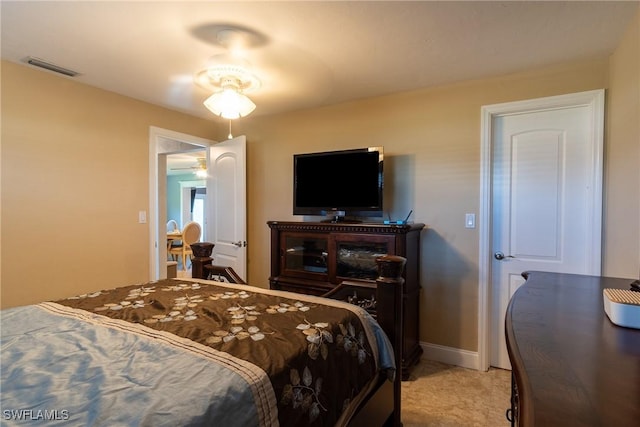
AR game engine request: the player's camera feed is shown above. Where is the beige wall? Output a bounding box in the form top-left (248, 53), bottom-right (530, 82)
top-left (1, 9), bottom-right (637, 354)
top-left (604, 9), bottom-right (640, 278)
top-left (243, 11), bottom-right (638, 352)
top-left (1, 60), bottom-right (219, 308)
top-left (241, 58), bottom-right (613, 351)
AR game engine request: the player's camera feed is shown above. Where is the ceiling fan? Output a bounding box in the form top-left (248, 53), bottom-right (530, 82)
top-left (170, 157), bottom-right (207, 177)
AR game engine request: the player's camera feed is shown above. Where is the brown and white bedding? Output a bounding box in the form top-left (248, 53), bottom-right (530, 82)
top-left (1, 278), bottom-right (394, 426)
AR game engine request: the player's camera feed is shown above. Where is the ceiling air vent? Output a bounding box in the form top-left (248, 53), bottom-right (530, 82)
top-left (25, 56), bottom-right (79, 77)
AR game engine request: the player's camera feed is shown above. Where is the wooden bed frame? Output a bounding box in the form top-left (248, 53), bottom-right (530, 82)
top-left (195, 255), bottom-right (405, 427)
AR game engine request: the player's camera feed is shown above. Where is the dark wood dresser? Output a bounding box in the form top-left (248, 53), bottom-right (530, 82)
top-left (505, 271), bottom-right (640, 426)
top-left (267, 221), bottom-right (425, 379)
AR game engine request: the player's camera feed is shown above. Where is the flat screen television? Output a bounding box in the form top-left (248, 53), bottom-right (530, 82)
top-left (293, 147), bottom-right (383, 220)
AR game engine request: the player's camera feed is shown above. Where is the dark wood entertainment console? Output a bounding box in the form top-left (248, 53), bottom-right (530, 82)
top-left (267, 220), bottom-right (425, 379)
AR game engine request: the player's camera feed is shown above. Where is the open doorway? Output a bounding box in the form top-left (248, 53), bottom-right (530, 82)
top-left (167, 151), bottom-right (207, 236)
top-left (149, 128), bottom-right (248, 282)
top-left (148, 127), bottom-right (214, 280)
top-left (166, 152), bottom-right (207, 271)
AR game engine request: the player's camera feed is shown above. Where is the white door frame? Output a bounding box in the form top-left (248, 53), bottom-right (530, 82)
top-left (477, 90), bottom-right (605, 371)
top-left (148, 126), bottom-right (214, 280)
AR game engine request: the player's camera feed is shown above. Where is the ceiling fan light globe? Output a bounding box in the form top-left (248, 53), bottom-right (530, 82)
top-left (204, 89), bottom-right (256, 119)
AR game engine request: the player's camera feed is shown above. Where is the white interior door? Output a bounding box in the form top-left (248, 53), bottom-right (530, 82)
top-left (489, 92), bottom-right (604, 369)
top-left (207, 136), bottom-right (247, 280)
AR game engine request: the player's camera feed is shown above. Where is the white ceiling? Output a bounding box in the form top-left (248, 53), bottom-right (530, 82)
top-left (166, 151), bottom-right (207, 176)
top-left (2, 1), bottom-right (637, 122)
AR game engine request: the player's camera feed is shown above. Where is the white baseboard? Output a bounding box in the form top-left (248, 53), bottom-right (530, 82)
top-left (420, 342), bottom-right (484, 371)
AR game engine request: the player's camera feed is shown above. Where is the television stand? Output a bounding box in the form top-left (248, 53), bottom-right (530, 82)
top-left (321, 211), bottom-right (364, 223)
top-left (268, 220), bottom-right (425, 379)
top-left (322, 216), bottom-right (362, 224)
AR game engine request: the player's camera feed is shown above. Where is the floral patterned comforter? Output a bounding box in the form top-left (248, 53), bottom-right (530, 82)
top-left (1, 278), bottom-right (394, 427)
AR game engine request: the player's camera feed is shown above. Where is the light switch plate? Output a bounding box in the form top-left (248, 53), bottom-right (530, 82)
top-left (465, 213), bottom-right (475, 229)
top-left (138, 210), bottom-right (147, 224)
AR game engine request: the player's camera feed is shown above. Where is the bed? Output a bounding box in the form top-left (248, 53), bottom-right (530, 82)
top-left (1, 257), bottom-right (405, 426)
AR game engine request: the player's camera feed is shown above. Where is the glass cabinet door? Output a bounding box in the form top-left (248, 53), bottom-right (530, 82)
top-left (333, 235), bottom-right (395, 281)
top-left (281, 233), bottom-right (329, 278)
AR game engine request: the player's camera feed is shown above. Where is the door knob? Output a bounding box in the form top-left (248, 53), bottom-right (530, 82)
top-left (233, 241), bottom-right (247, 248)
top-left (494, 251), bottom-right (515, 260)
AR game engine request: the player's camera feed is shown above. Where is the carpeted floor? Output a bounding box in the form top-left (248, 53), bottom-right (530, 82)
top-left (402, 360), bottom-right (512, 426)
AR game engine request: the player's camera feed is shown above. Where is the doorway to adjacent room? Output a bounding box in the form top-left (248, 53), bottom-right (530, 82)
top-left (149, 127), bottom-right (248, 282)
top-left (149, 127), bottom-right (213, 280)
